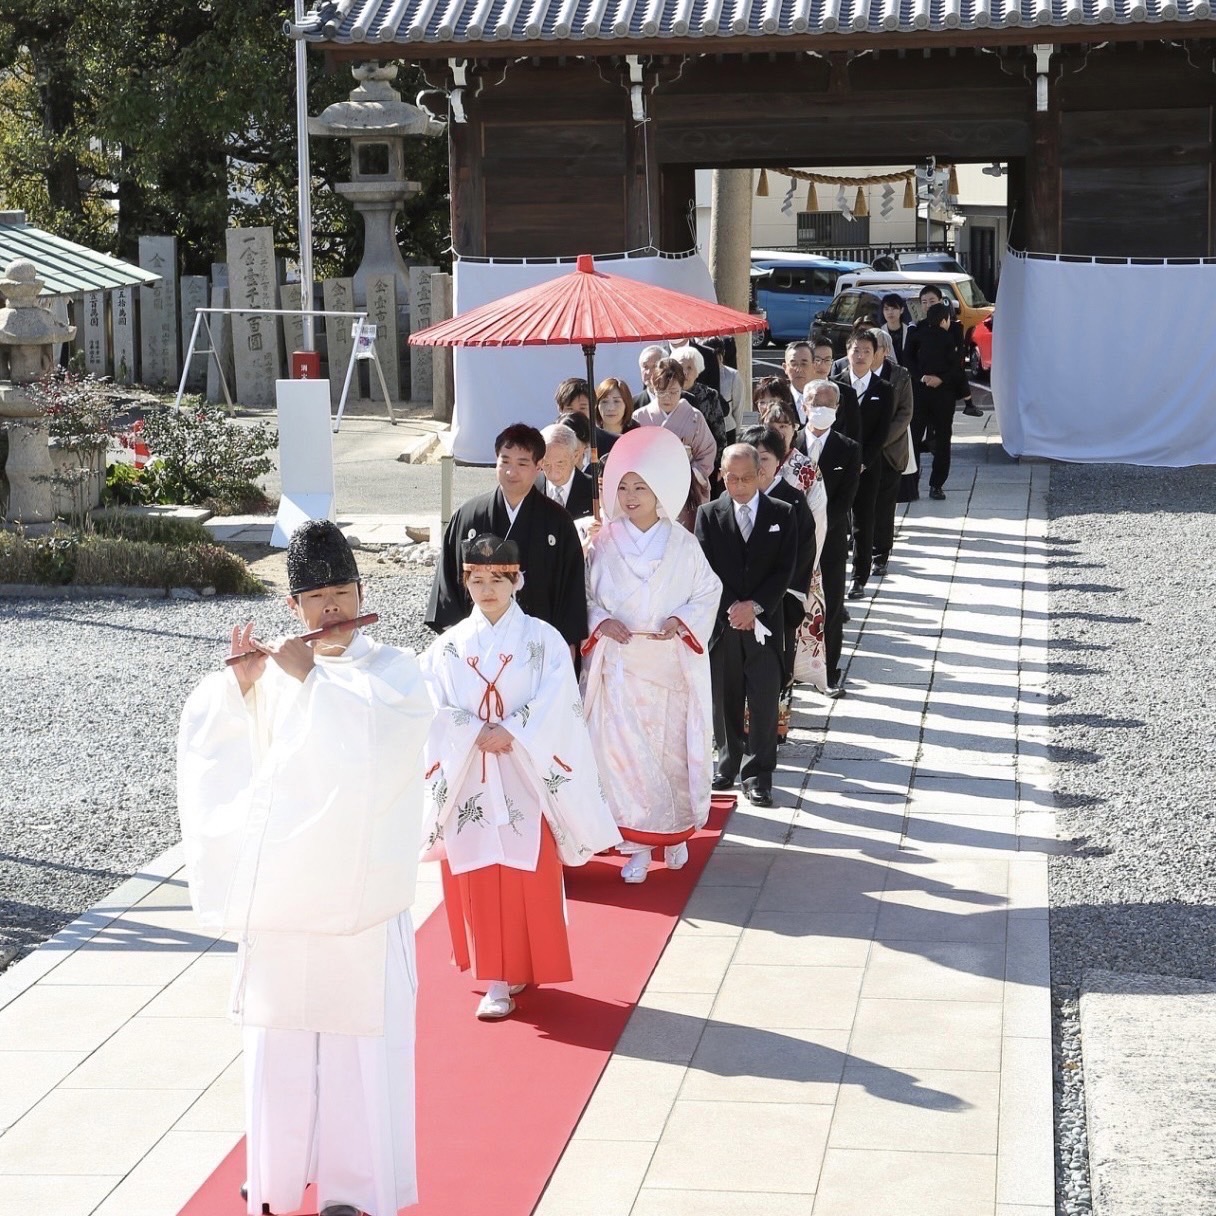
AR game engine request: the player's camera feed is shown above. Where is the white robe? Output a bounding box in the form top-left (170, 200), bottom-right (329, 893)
top-left (581, 519), bottom-right (722, 847)
top-left (419, 602), bottom-right (622, 873)
top-left (176, 631), bottom-right (433, 1216)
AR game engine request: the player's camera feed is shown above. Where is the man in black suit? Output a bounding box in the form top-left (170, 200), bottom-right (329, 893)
top-left (695, 445), bottom-right (796, 807)
top-left (907, 285), bottom-right (980, 416)
top-left (537, 422), bottom-right (594, 519)
top-left (841, 329), bottom-right (895, 599)
top-left (426, 423), bottom-right (587, 649)
top-left (743, 425), bottom-right (815, 691)
top-left (803, 383), bottom-right (861, 695)
top-left (811, 334), bottom-right (861, 445)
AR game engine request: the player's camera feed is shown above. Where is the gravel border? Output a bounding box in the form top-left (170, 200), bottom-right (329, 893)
top-left (1047, 462), bottom-right (1216, 1216)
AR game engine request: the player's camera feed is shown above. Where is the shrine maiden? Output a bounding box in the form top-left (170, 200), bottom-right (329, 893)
top-left (582, 428), bottom-right (722, 884)
top-left (176, 521), bottom-right (433, 1216)
top-left (420, 535), bottom-right (621, 1020)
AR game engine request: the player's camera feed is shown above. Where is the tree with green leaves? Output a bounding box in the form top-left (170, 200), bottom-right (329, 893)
top-left (0, 1), bottom-right (450, 275)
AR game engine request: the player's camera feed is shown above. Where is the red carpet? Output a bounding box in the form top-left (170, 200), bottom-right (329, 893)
top-left (178, 795), bottom-right (733, 1216)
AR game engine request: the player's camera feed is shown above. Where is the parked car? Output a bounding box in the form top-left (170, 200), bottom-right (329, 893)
top-left (869, 250), bottom-right (967, 275)
top-left (971, 312), bottom-right (993, 378)
top-left (832, 270), bottom-right (994, 340)
top-left (750, 252), bottom-right (868, 346)
top-left (812, 286), bottom-right (925, 357)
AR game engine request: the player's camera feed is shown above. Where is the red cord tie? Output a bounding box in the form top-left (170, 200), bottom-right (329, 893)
top-left (552, 754), bottom-right (572, 773)
top-left (468, 653), bottom-right (513, 781)
top-left (425, 760), bottom-right (441, 780)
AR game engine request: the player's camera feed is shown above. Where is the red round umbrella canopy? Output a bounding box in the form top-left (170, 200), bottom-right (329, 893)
top-left (408, 254), bottom-right (764, 348)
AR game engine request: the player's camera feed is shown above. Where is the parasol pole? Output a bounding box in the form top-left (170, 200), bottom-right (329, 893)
top-left (583, 341), bottom-right (600, 519)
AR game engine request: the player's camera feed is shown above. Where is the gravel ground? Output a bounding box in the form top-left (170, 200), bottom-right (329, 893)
top-left (1047, 462), bottom-right (1216, 1216)
top-left (0, 564), bottom-right (438, 967)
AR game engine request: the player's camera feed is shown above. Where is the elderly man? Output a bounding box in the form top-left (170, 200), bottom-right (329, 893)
top-left (537, 422), bottom-right (594, 518)
top-left (636, 343), bottom-right (670, 408)
top-left (803, 380), bottom-right (861, 696)
top-left (695, 444), bottom-right (796, 806)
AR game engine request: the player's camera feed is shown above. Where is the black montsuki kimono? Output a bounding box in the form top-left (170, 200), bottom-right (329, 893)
top-left (425, 486), bottom-right (588, 645)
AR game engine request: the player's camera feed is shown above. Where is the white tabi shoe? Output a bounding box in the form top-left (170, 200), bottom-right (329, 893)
top-left (621, 851), bottom-right (652, 883)
top-left (664, 842), bottom-right (689, 870)
top-left (476, 981), bottom-right (516, 1020)
top-left (508, 983), bottom-right (527, 995)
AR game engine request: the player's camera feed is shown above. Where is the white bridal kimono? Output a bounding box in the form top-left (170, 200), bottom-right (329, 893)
top-left (419, 602), bottom-right (622, 872)
top-left (582, 518), bottom-right (722, 847)
top-left (176, 631), bottom-right (433, 1216)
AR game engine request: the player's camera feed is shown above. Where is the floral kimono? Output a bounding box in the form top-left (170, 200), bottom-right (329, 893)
top-left (780, 449), bottom-right (830, 694)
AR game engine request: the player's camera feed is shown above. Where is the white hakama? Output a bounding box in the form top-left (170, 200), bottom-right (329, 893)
top-left (177, 632), bottom-right (433, 1216)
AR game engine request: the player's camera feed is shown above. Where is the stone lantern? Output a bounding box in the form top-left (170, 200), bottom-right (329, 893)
top-left (0, 258), bottom-right (75, 523)
top-left (309, 62), bottom-right (444, 313)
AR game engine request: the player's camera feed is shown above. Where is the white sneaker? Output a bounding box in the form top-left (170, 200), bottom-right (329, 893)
top-left (664, 842), bottom-right (689, 870)
top-left (621, 851), bottom-right (652, 883)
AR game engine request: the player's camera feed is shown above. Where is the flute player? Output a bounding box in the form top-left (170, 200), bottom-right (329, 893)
top-left (176, 520), bottom-right (435, 1216)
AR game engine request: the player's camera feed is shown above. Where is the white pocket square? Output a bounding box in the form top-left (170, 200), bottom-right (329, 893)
top-left (768, 523), bottom-right (781, 532)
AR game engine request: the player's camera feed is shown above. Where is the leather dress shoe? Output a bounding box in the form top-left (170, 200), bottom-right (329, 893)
top-left (847, 584), bottom-right (865, 601)
top-left (929, 486), bottom-right (946, 500)
top-left (743, 782), bottom-right (774, 808)
top-left (320, 1206), bottom-right (362, 1216)
top-left (962, 403), bottom-right (983, 416)
top-left (711, 772), bottom-right (736, 791)
top-left (872, 553), bottom-right (889, 574)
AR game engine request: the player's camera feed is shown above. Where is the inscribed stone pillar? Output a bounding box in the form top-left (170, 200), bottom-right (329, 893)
top-left (429, 272), bottom-right (454, 423)
top-left (281, 280), bottom-right (305, 356)
top-left (408, 264), bottom-right (439, 403)
top-left (322, 277), bottom-right (360, 405)
top-left (364, 273), bottom-right (399, 403)
top-left (211, 262), bottom-right (229, 290)
top-left (205, 285), bottom-right (236, 406)
top-left (111, 287), bottom-right (137, 385)
top-left (138, 236), bottom-right (179, 387)
top-left (179, 275), bottom-right (209, 393)
top-left (225, 226), bottom-right (282, 407)
top-left (83, 291), bottom-right (108, 376)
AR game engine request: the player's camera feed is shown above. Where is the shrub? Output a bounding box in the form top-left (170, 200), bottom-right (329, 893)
top-left (138, 399), bottom-right (276, 510)
top-left (91, 510), bottom-right (211, 546)
top-left (25, 371), bottom-right (121, 450)
top-left (0, 527), bottom-right (265, 594)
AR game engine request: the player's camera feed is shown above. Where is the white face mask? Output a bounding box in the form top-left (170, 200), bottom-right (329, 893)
top-left (809, 406), bottom-right (837, 430)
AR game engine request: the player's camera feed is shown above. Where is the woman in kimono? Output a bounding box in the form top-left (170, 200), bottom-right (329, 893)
top-left (420, 535), bottom-right (621, 1021)
top-left (581, 427), bottom-right (723, 884)
top-left (631, 357), bottom-right (717, 530)
top-left (761, 401), bottom-right (830, 696)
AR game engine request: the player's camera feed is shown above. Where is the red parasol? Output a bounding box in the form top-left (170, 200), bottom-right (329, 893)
top-left (408, 253), bottom-right (764, 516)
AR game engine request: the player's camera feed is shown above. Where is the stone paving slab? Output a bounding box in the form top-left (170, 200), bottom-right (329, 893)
top-left (1080, 969), bottom-right (1216, 1216)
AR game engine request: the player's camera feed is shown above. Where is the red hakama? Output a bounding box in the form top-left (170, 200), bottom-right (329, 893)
top-left (440, 822), bottom-right (573, 986)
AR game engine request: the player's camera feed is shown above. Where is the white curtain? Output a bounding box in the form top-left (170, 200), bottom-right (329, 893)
top-left (450, 253), bottom-right (717, 464)
top-left (992, 252), bottom-right (1216, 466)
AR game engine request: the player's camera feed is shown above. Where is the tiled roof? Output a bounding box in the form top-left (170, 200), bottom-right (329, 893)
top-left (0, 216), bottom-right (161, 298)
top-left (297, 0), bottom-right (1212, 47)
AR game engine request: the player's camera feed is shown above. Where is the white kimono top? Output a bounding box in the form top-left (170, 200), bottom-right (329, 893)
top-left (419, 602), bottom-right (621, 874)
top-left (176, 631), bottom-right (434, 1037)
top-left (581, 518), bottom-right (722, 839)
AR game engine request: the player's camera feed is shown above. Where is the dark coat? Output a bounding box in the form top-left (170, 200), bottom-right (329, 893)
top-left (426, 486), bottom-right (588, 644)
top-left (694, 492), bottom-right (797, 650)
